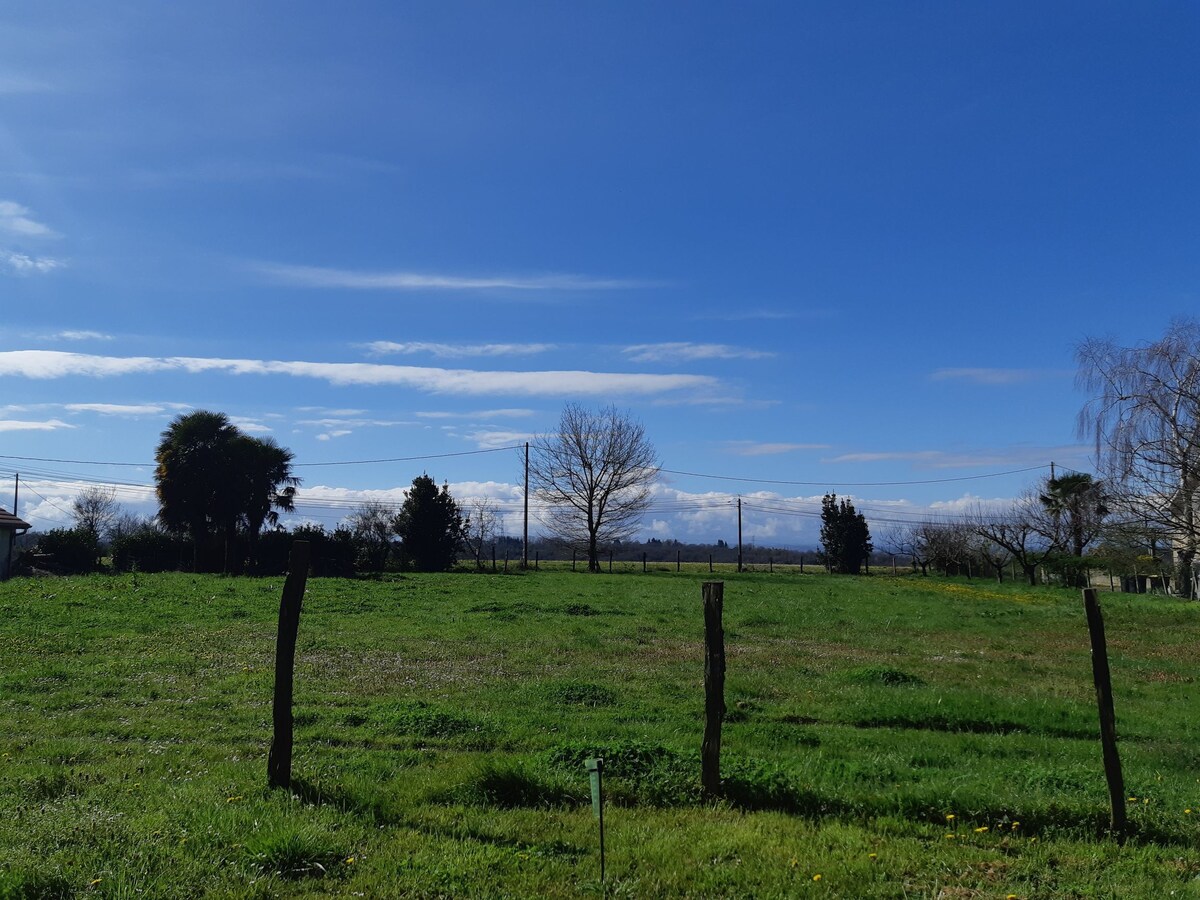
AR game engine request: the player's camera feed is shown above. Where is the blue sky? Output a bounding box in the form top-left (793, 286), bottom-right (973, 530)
top-left (1, 2), bottom-right (1197, 547)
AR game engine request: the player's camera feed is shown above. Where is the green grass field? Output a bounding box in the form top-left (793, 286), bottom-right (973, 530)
top-left (1, 567), bottom-right (1198, 898)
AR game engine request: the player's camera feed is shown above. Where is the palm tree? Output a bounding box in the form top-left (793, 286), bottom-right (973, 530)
top-left (233, 435), bottom-right (300, 572)
top-left (155, 411), bottom-right (300, 572)
top-left (156, 411), bottom-right (239, 571)
top-left (1039, 472), bottom-right (1108, 558)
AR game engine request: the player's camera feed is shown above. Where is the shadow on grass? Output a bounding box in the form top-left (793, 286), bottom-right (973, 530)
top-left (290, 775), bottom-right (403, 826)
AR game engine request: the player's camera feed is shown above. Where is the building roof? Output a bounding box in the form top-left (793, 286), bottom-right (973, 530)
top-left (0, 508), bottom-right (31, 531)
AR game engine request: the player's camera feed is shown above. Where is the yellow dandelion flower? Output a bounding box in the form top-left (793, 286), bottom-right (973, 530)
top-left (812, 874), bottom-right (822, 882)
top-left (88, 878), bottom-right (102, 886)
top-left (945, 833), bottom-right (955, 839)
top-left (345, 856), bottom-right (355, 865)
top-left (945, 813), bottom-right (955, 821)
top-left (1011, 821), bottom-right (1020, 829)
top-left (1186, 809), bottom-right (1193, 815)
top-left (868, 853), bottom-right (877, 860)
top-left (790, 857), bottom-right (799, 868)
top-left (974, 826), bottom-right (988, 833)
top-left (225, 795), bottom-right (242, 803)
top-left (1007, 895), bottom-right (1019, 900)
top-left (1128, 796), bottom-right (1137, 802)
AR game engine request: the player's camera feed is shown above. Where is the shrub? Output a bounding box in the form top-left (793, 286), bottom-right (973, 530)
top-left (110, 525), bottom-right (188, 573)
top-left (36, 527), bottom-right (98, 574)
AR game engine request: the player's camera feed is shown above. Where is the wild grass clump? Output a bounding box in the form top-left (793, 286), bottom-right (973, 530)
top-left (0, 870), bottom-right (72, 900)
top-left (436, 760), bottom-right (584, 808)
top-left (376, 701), bottom-right (492, 745)
top-left (242, 824), bottom-right (347, 879)
top-left (545, 681), bottom-right (617, 707)
top-left (844, 665), bottom-right (925, 686)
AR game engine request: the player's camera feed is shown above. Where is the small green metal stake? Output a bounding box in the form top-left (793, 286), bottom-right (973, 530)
top-left (586, 757), bottom-right (605, 883)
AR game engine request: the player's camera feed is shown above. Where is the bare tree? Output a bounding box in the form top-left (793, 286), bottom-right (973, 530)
top-left (528, 403), bottom-right (658, 573)
top-left (970, 530), bottom-right (1012, 583)
top-left (71, 486), bottom-right (121, 542)
top-left (968, 494), bottom-right (1058, 586)
top-left (463, 497), bottom-right (500, 569)
top-left (1077, 320), bottom-right (1200, 598)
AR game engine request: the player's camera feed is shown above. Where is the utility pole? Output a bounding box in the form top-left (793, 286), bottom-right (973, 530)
top-left (12, 473), bottom-right (18, 517)
top-left (1050, 460), bottom-right (1056, 481)
top-left (737, 497), bottom-right (743, 573)
top-left (522, 442), bottom-right (529, 570)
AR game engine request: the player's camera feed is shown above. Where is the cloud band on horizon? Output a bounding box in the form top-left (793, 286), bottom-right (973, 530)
top-left (0, 350), bottom-right (719, 397)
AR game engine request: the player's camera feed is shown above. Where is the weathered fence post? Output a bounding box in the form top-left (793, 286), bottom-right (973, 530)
top-left (677, 549), bottom-right (681, 572)
top-left (643, 551), bottom-right (647, 573)
top-left (535, 550), bottom-right (539, 571)
top-left (708, 554), bottom-right (713, 573)
top-left (701, 581), bottom-right (726, 797)
top-left (1083, 588), bottom-right (1127, 841)
top-left (572, 549), bottom-right (576, 571)
top-left (768, 557), bottom-right (773, 574)
top-left (268, 540), bottom-right (310, 790)
top-left (608, 550), bottom-right (613, 573)
top-left (492, 544), bottom-right (496, 573)
top-left (504, 551), bottom-right (509, 573)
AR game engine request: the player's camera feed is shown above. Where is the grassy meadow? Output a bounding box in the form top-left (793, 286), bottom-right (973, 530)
top-left (1, 566), bottom-right (1198, 898)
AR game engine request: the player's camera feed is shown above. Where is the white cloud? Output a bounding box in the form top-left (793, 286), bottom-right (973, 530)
top-left (256, 263), bottom-right (654, 292)
top-left (296, 416), bottom-right (416, 429)
top-left (929, 368), bottom-right (1050, 385)
top-left (415, 408), bottom-right (534, 420)
top-left (2, 251), bottom-right (64, 275)
top-left (64, 403), bottom-right (166, 416)
top-left (315, 430), bottom-right (352, 441)
top-left (54, 331), bottom-right (113, 342)
top-left (0, 351), bottom-right (719, 397)
top-left (295, 407), bottom-right (367, 416)
top-left (623, 342), bottom-right (773, 363)
top-left (0, 76), bottom-right (57, 95)
top-left (229, 416), bottom-right (273, 433)
top-left (463, 430), bottom-right (533, 449)
top-left (826, 444), bottom-right (1088, 470)
top-left (0, 417), bottom-right (75, 432)
top-left (726, 441), bottom-right (831, 456)
top-left (0, 200), bottom-right (56, 238)
top-left (364, 341), bottom-right (555, 358)
top-left (928, 493), bottom-right (1014, 515)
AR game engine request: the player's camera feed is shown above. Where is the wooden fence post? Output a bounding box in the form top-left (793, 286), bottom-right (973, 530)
top-left (701, 581), bottom-right (726, 796)
top-left (643, 551), bottom-right (647, 573)
top-left (268, 541), bottom-right (310, 790)
top-left (1083, 588), bottom-right (1127, 841)
top-left (677, 549), bottom-right (681, 572)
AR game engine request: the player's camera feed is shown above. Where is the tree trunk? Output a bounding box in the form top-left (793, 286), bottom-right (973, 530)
top-left (587, 534), bottom-right (600, 573)
top-left (1176, 547), bottom-right (1196, 600)
top-left (1024, 563), bottom-right (1037, 586)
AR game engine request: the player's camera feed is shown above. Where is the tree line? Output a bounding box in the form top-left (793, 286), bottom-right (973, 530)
top-left (15, 318), bottom-right (1200, 596)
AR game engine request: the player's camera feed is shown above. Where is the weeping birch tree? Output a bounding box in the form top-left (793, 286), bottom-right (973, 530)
top-left (1076, 319), bottom-right (1200, 599)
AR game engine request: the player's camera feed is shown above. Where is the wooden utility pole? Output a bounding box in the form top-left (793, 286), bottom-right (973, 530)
top-left (268, 541), bottom-right (310, 790)
top-left (701, 581), bottom-right (726, 796)
top-left (522, 442), bottom-right (529, 570)
top-left (736, 498), bottom-right (743, 573)
top-left (1083, 588), bottom-right (1127, 840)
